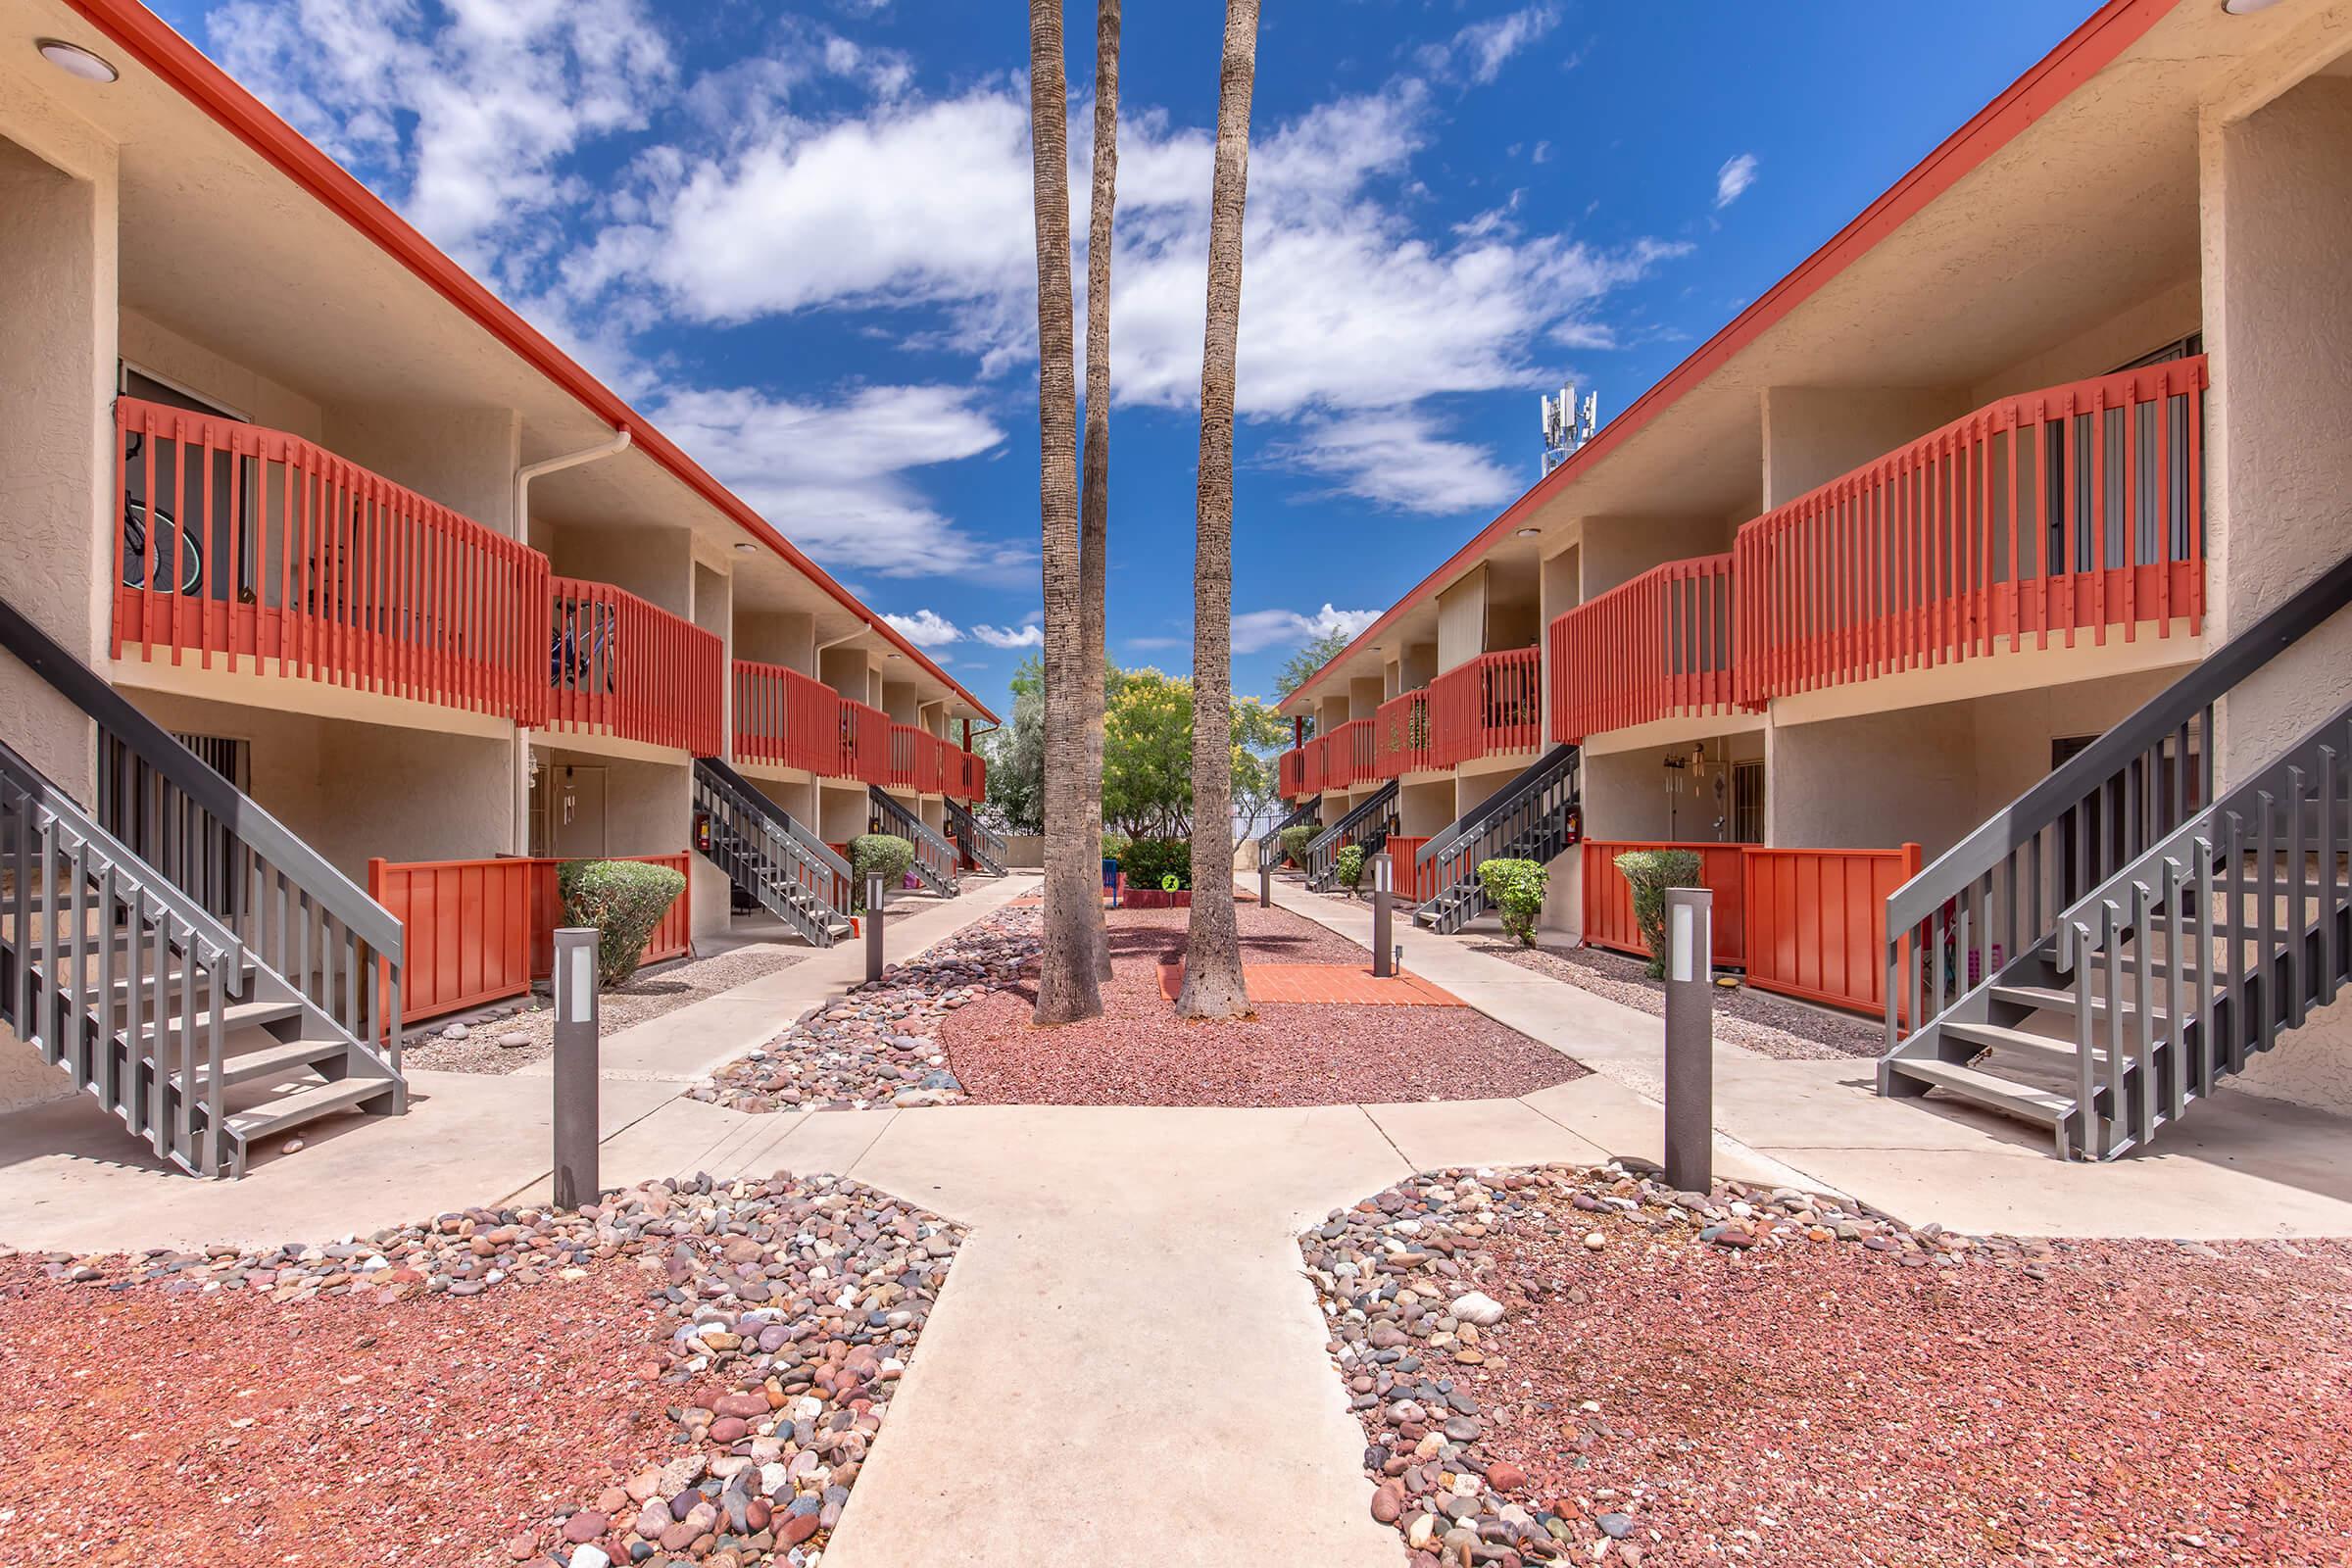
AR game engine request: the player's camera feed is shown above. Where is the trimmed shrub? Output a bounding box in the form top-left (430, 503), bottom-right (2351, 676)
top-left (1277, 823), bottom-right (1319, 869)
top-left (1119, 837), bottom-right (1192, 892)
top-left (1102, 831), bottom-right (1132, 861)
top-left (1476, 858), bottom-right (1548, 948)
top-left (850, 833), bottom-right (915, 910)
top-left (1614, 848), bottom-right (1703, 977)
top-left (1335, 844), bottom-right (1367, 896)
top-left (558, 858), bottom-right (687, 988)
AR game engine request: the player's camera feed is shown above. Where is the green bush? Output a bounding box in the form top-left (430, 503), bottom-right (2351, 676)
top-left (558, 858), bottom-right (687, 988)
top-left (1119, 837), bottom-right (1191, 892)
top-left (850, 833), bottom-right (915, 910)
top-left (1614, 848), bottom-right (1703, 977)
top-left (1277, 823), bottom-right (1319, 869)
top-left (1476, 858), bottom-right (1548, 948)
top-left (1335, 843), bottom-right (1366, 895)
top-left (1102, 830), bottom-right (1132, 862)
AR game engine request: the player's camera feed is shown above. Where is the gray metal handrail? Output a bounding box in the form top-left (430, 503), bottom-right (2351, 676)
top-left (1890, 551), bottom-right (2352, 936)
top-left (868, 785), bottom-right (959, 895)
top-left (1256, 794), bottom-right (1322, 871)
top-left (693, 760), bottom-right (851, 939)
top-left (1, 736), bottom-right (241, 1175)
top-left (1301, 783), bottom-right (1396, 888)
top-left (944, 795), bottom-right (1008, 872)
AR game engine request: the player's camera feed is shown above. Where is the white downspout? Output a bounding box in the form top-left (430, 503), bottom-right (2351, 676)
top-left (513, 428), bottom-right (634, 855)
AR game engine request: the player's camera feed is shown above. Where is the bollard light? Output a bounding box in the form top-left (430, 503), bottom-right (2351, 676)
top-left (865, 873), bottom-right (887, 985)
top-left (1662, 888), bottom-right (1714, 1194)
top-left (551, 927), bottom-right (601, 1211)
top-left (1371, 851), bottom-right (1395, 978)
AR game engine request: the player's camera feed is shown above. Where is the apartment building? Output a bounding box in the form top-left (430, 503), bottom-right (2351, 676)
top-left (0, 0), bottom-right (1004, 1173)
top-left (1272, 0), bottom-right (2352, 1157)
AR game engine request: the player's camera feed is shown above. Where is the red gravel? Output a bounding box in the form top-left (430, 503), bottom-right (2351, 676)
top-left (1493, 1226), bottom-right (2352, 1566)
top-left (939, 903), bottom-right (1585, 1106)
top-left (0, 1262), bottom-right (665, 1567)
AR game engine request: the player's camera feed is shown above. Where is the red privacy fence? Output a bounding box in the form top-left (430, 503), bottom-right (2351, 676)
top-left (369, 852), bottom-right (694, 1024)
top-left (1735, 357), bottom-right (2206, 705)
top-left (1581, 840), bottom-right (1922, 1017)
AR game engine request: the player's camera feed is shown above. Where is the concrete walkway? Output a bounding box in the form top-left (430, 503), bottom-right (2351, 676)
top-left (7, 868), bottom-right (2351, 1568)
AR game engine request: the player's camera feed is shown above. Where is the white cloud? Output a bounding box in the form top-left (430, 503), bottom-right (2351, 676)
top-left (1267, 411), bottom-right (1524, 515)
top-left (882, 609), bottom-right (962, 647)
top-left (1714, 152), bottom-right (1759, 210)
top-left (1230, 604), bottom-right (1381, 657)
top-left (645, 383), bottom-right (1031, 581)
top-left (1446, 5), bottom-right (1563, 85)
top-left (209, 0), bottom-right (675, 285)
top-left (971, 621), bottom-right (1045, 650)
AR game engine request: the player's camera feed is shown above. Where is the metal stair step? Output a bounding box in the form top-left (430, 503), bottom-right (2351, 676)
top-left (1942, 1020), bottom-right (2120, 1077)
top-left (220, 1075), bottom-right (398, 1160)
top-left (170, 1033), bottom-right (346, 1094)
top-left (1987, 984), bottom-right (2185, 1030)
top-left (1884, 1056), bottom-right (2072, 1126)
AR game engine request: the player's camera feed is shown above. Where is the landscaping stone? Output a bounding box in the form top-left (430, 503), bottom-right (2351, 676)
top-left (8, 1171), bottom-right (964, 1566)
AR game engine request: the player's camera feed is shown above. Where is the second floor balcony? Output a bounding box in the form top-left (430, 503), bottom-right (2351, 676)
top-left (732, 659), bottom-right (985, 800)
top-left (1548, 553), bottom-right (1741, 744)
top-left (544, 577), bottom-right (724, 755)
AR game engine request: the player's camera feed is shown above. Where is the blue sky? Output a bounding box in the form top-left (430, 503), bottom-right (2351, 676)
top-left (153, 0), bottom-right (2095, 715)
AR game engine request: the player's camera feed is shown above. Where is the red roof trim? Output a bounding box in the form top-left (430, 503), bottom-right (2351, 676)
top-left (1284, 0), bottom-right (2181, 712)
top-left (66, 0), bottom-right (998, 724)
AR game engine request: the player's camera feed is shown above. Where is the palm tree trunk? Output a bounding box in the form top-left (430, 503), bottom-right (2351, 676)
top-left (1175, 0), bottom-right (1259, 1021)
top-left (1078, 0), bottom-right (1121, 985)
top-left (1028, 0), bottom-right (1102, 1024)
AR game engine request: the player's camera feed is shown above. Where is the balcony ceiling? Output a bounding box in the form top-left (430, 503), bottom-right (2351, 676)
top-left (0, 0), bottom-right (989, 720)
top-left (1287, 0), bottom-right (2335, 713)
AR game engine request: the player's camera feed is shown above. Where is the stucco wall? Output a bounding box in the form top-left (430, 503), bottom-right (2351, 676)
top-left (1759, 386), bottom-right (1972, 509)
top-left (1578, 514), bottom-right (1733, 599)
top-left (1397, 641), bottom-right (1437, 692)
top-left (1435, 566), bottom-right (1488, 672)
top-left (2201, 72), bottom-right (2352, 1115)
top-left (821, 646), bottom-right (872, 707)
top-left (323, 402), bottom-right (521, 534)
top-left (1969, 273), bottom-right (2202, 407)
top-left (538, 521), bottom-right (693, 619)
top-left (818, 780), bottom-right (870, 845)
top-left (1768, 704), bottom-right (1982, 858)
top-left (118, 308), bottom-right (323, 441)
top-left (738, 610), bottom-right (815, 672)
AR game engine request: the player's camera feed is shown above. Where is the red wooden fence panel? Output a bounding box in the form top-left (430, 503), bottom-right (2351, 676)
top-left (1580, 841), bottom-right (1749, 968)
top-left (368, 856), bottom-right (536, 1023)
top-left (527, 852), bottom-right (693, 978)
top-left (1741, 844), bottom-right (1921, 1018)
top-left (1388, 836), bottom-right (1431, 903)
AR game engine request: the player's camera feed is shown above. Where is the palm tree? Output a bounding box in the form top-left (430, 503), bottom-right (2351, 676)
top-left (1078, 0), bottom-right (1122, 985)
top-left (1028, 0), bottom-right (1102, 1024)
top-left (1175, 0), bottom-right (1260, 1021)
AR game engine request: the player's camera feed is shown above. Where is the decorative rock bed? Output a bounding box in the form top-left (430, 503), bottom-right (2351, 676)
top-left (1301, 1164), bottom-right (2047, 1565)
top-left (1302, 1164), bottom-right (2351, 1567)
top-left (8, 1172), bottom-right (962, 1567)
top-left (688, 912), bottom-right (1038, 1112)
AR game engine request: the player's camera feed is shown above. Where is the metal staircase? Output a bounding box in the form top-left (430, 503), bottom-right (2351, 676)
top-left (1256, 794), bottom-right (1322, 875)
top-left (692, 760), bottom-right (855, 948)
top-left (944, 795), bottom-right (1008, 876)
top-left (0, 600), bottom-right (405, 1178)
top-left (1301, 782), bottom-right (1396, 891)
top-left (1413, 744), bottom-right (1581, 936)
top-left (1881, 553), bottom-right (2352, 1157)
top-left (868, 785), bottom-right (960, 897)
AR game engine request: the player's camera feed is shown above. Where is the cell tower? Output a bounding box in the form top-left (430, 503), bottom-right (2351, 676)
top-left (1539, 386), bottom-right (1600, 477)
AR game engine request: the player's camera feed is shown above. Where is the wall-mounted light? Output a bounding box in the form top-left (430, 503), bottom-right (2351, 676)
top-left (37, 38), bottom-right (119, 83)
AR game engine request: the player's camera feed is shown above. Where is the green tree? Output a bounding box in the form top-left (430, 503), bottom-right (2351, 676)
top-left (1274, 624), bottom-right (1352, 705)
top-left (980, 658), bottom-right (1045, 834)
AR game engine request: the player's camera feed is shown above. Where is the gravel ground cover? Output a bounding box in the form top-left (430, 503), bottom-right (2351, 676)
top-left (1303, 1162), bottom-right (2352, 1567)
top-left (693, 901), bottom-right (1583, 1111)
top-left (406, 944), bottom-right (808, 1074)
top-left (0, 1171), bottom-right (960, 1568)
top-left (1473, 939), bottom-right (1881, 1060)
top-left (942, 903), bottom-right (1584, 1107)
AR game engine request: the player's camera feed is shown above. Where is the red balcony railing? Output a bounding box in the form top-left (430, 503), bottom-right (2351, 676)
top-left (1549, 553), bottom-right (1741, 744)
top-left (890, 723), bottom-right (969, 796)
top-left (1303, 716), bottom-right (1376, 792)
top-left (1280, 746), bottom-right (1306, 800)
top-left (843, 700), bottom-right (892, 787)
top-left (1429, 647), bottom-right (1543, 767)
top-left (1372, 688), bottom-right (1435, 777)
top-left (734, 659), bottom-right (848, 774)
top-left (546, 576), bottom-right (724, 754)
top-left (113, 397), bottom-right (547, 719)
top-left (1736, 356), bottom-right (2207, 705)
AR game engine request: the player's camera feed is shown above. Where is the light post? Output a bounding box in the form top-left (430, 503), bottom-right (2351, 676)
top-left (865, 872), bottom-right (887, 985)
top-left (1663, 887), bottom-right (1714, 1193)
top-left (1371, 851), bottom-right (1395, 978)
top-left (551, 927), bottom-right (600, 1210)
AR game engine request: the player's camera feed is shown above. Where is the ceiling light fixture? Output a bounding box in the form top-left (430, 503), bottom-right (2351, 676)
top-left (36, 38), bottom-right (119, 82)
top-left (732, 541), bottom-right (758, 555)
top-left (2221, 0), bottom-right (2284, 12)
top-left (1514, 526), bottom-right (1541, 539)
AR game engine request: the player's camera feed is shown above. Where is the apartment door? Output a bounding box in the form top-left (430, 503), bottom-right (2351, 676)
top-left (533, 764), bottom-right (609, 858)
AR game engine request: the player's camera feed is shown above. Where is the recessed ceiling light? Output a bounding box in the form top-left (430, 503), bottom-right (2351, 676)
top-left (37, 39), bottom-right (118, 83)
